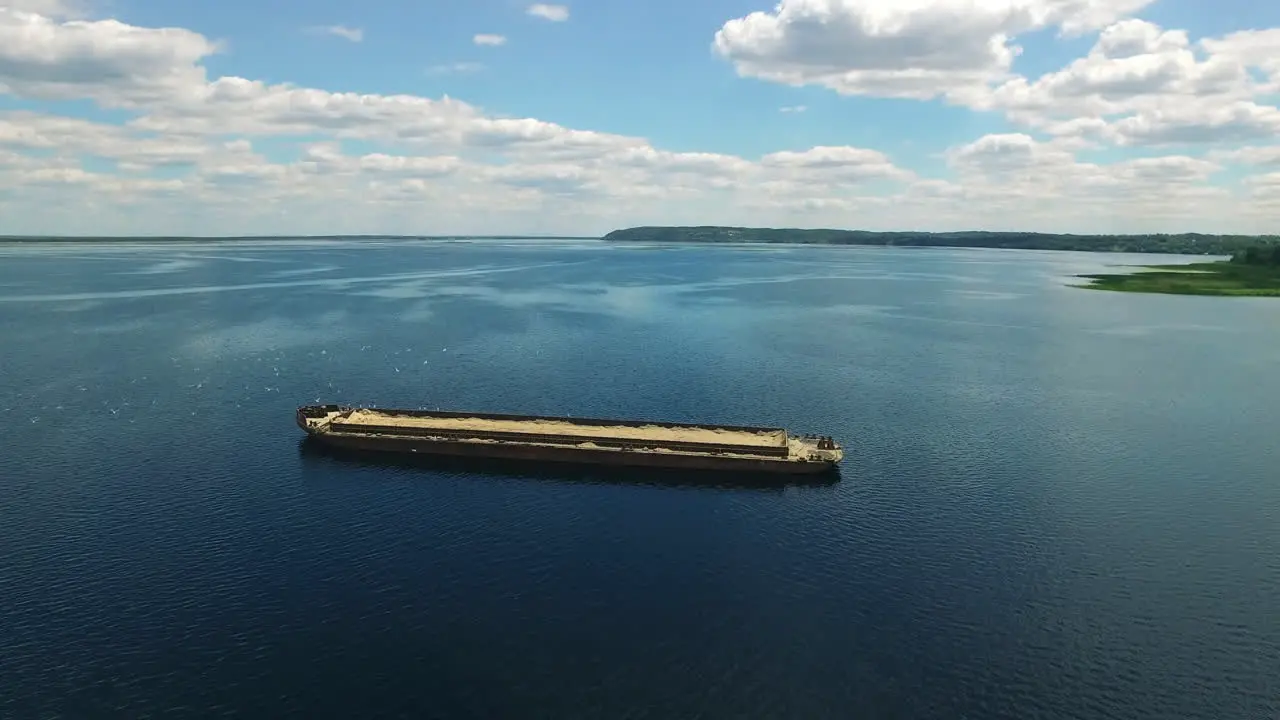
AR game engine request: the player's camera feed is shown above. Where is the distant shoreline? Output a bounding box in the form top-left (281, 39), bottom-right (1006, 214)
top-left (0, 235), bottom-right (596, 243)
top-left (7, 227), bottom-right (1280, 257)
top-left (601, 226), bottom-right (1280, 256)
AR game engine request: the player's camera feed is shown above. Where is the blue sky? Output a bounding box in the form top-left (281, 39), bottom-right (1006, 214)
top-left (1, 0), bottom-right (1279, 235)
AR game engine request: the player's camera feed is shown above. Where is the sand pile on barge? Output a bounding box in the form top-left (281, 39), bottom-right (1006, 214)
top-left (336, 410), bottom-right (787, 448)
top-left (297, 404), bottom-right (842, 475)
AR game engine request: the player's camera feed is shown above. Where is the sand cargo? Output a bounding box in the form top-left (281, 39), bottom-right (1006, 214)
top-left (296, 405), bottom-right (843, 474)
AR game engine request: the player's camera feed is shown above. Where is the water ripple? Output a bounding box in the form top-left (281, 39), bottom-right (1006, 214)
top-left (0, 242), bottom-right (1276, 719)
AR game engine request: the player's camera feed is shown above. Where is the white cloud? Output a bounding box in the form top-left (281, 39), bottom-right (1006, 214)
top-left (1109, 102), bottom-right (1280, 145)
top-left (473, 33), bottom-right (506, 46)
top-left (948, 133), bottom-right (1072, 170)
top-left (26, 166), bottom-right (95, 184)
top-left (976, 21), bottom-right (1266, 130)
top-left (0, 5), bottom-right (1277, 235)
top-left (1116, 155), bottom-right (1221, 183)
top-left (897, 132), bottom-right (1255, 231)
top-left (912, 17), bottom-right (1280, 151)
top-left (2, 0), bottom-right (84, 18)
top-left (426, 62), bottom-right (484, 75)
top-left (0, 111), bottom-right (210, 167)
top-left (307, 25), bottom-right (363, 42)
top-left (1245, 172), bottom-right (1280, 193)
top-left (0, 8), bottom-right (219, 105)
top-left (1214, 145), bottom-right (1280, 167)
top-left (1200, 29), bottom-right (1280, 85)
top-left (606, 146), bottom-right (752, 177)
top-left (760, 146), bottom-right (911, 183)
top-left (713, 0), bottom-right (1156, 101)
top-left (711, 4), bottom-right (1280, 155)
top-left (818, 153), bottom-right (1248, 230)
top-left (780, 105), bottom-right (806, 112)
top-left (527, 4), bottom-right (569, 22)
top-left (298, 143), bottom-right (462, 178)
top-left (946, 132), bottom-right (1223, 199)
top-left (124, 77), bottom-right (485, 146)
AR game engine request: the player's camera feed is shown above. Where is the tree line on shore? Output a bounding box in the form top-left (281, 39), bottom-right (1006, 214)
top-left (1233, 245), bottom-right (1280, 266)
top-left (602, 226), bottom-right (1280, 256)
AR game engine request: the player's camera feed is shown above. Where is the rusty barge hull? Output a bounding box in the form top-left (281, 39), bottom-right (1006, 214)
top-left (296, 405), bottom-right (843, 475)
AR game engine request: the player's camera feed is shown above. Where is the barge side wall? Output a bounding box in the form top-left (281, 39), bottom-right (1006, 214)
top-left (311, 432), bottom-right (835, 475)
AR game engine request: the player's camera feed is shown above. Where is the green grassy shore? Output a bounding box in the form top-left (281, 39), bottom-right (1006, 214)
top-left (1078, 261), bottom-right (1280, 296)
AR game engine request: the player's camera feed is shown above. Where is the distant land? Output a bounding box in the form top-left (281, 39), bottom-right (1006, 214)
top-left (7, 229), bottom-right (1280, 257)
top-left (602, 226), bottom-right (1280, 256)
top-left (0, 235), bottom-right (594, 243)
top-left (1077, 244), bottom-right (1280, 296)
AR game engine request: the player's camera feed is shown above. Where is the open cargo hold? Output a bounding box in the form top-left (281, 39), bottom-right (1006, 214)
top-left (296, 405), bottom-right (842, 475)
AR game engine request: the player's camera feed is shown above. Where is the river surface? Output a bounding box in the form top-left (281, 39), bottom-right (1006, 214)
top-left (2, 240), bottom-right (1277, 719)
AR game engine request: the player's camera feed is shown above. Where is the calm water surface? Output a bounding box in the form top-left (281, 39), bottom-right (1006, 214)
top-left (2, 240), bottom-right (1277, 719)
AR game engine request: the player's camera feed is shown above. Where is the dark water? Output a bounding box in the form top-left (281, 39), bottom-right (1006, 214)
top-left (2, 240), bottom-right (1277, 719)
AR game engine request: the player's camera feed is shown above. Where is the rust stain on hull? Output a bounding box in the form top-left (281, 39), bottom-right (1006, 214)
top-left (296, 404), bottom-right (843, 475)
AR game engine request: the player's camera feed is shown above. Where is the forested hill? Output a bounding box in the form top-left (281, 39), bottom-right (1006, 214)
top-left (601, 226), bottom-right (1280, 255)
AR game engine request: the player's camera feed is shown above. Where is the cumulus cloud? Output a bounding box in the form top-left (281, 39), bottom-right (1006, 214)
top-left (298, 143), bottom-right (462, 178)
top-left (473, 33), bottom-right (506, 46)
top-left (712, 0), bottom-right (1156, 100)
top-left (1200, 29), bottom-right (1280, 84)
top-left (711, 3), bottom-right (1280, 154)
top-left (0, 3), bottom-right (1277, 235)
top-left (1214, 146), bottom-right (1280, 167)
top-left (760, 146), bottom-right (911, 183)
top-left (125, 78), bottom-right (483, 143)
top-left (898, 132), bottom-right (1254, 231)
top-left (1108, 102), bottom-right (1280, 146)
top-left (527, 4), bottom-right (569, 22)
top-left (0, 8), bottom-right (219, 105)
top-left (0, 8), bottom-right (918, 230)
top-left (978, 21), bottom-right (1264, 126)
top-left (948, 133), bottom-right (1073, 171)
top-left (922, 17), bottom-right (1280, 151)
top-left (947, 132), bottom-right (1222, 197)
top-left (0, 111), bottom-right (210, 167)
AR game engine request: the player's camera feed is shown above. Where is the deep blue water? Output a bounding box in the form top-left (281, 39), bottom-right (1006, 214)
top-left (2, 239), bottom-right (1277, 719)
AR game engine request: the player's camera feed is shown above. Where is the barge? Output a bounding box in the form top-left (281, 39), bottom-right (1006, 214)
top-left (296, 405), bottom-right (843, 474)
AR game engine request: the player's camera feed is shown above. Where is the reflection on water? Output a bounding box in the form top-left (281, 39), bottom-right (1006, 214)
top-left (0, 260), bottom-right (583, 302)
